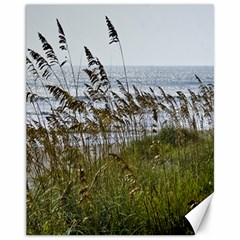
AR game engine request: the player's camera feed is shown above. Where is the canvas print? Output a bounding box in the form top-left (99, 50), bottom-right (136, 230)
top-left (26, 5), bottom-right (214, 235)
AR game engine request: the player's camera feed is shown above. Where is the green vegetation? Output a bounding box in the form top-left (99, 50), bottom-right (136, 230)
top-left (26, 17), bottom-right (214, 235)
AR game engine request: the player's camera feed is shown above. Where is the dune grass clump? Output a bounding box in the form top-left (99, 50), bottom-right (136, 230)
top-left (26, 17), bottom-right (214, 235)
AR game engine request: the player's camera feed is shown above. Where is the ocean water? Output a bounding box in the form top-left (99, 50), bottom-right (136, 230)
top-left (26, 65), bottom-right (214, 117)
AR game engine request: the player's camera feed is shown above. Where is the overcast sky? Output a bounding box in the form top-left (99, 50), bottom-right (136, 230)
top-left (26, 4), bottom-right (214, 66)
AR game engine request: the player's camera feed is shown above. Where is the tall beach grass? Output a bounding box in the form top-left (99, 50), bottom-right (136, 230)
top-left (26, 17), bottom-right (214, 235)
